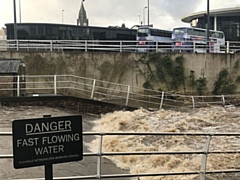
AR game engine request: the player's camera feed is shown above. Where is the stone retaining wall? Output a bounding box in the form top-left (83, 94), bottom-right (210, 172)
top-left (1, 51), bottom-right (240, 94)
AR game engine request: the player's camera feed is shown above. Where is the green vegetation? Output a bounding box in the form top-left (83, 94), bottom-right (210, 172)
top-left (196, 77), bottom-right (208, 95)
top-left (189, 70), bottom-right (196, 92)
top-left (138, 53), bottom-right (240, 95)
top-left (138, 53), bottom-right (186, 93)
top-left (212, 68), bottom-right (236, 95)
top-left (189, 70), bottom-right (208, 95)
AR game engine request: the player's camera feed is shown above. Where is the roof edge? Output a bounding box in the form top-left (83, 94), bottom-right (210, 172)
top-left (182, 6), bottom-right (240, 23)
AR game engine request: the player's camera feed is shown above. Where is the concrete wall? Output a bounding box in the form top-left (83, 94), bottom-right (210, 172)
top-left (0, 51), bottom-right (240, 94)
top-left (0, 96), bottom-right (137, 115)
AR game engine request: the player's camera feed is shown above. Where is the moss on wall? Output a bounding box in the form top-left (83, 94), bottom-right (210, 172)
top-left (2, 51), bottom-right (240, 94)
top-left (24, 54), bottom-right (56, 75)
top-left (136, 53), bottom-right (240, 95)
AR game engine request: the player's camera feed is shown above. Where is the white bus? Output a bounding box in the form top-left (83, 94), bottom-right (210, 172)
top-left (137, 26), bottom-right (172, 52)
top-left (171, 27), bottom-right (225, 53)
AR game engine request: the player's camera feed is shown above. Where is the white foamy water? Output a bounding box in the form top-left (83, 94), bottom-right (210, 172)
top-left (88, 105), bottom-right (240, 180)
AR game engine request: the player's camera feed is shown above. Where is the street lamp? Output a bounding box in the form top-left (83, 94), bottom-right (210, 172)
top-left (62, 9), bottom-right (64, 24)
top-left (206, 0), bottom-right (210, 42)
top-left (13, 0), bottom-right (18, 39)
top-left (207, 0), bottom-right (210, 52)
top-left (147, 0), bottom-right (149, 26)
top-left (143, 6), bottom-right (147, 25)
top-left (19, 0), bottom-right (21, 23)
top-left (138, 15), bottom-right (141, 25)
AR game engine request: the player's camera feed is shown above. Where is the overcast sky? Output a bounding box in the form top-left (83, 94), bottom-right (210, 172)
top-left (1, 0), bottom-right (240, 30)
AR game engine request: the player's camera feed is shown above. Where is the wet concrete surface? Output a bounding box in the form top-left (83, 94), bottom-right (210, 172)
top-left (0, 105), bottom-right (130, 180)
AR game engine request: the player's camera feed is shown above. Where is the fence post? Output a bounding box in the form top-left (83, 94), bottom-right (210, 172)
top-left (17, 75), bottom-right (20, 97)
top-left (85, 40), bottom-right (88, 52)
top-left (16, 40), bottom-right (19, 51)
top-left (97, 133), bottom-right (105, 180)
top-left (191, 96), bottom-right (195, 109)
top-left (91, 79), bottom-right (96, 99)
top-left (120, 41), bottom-right (123, 53)
top-left (50, 40), bottom-right (53, 52)
top-left (193, 41), bottom-right (196, 52)
top-left (226, 41), bottom-right (229, 53)
top-left (125, 85), bottom-right (130, 106)
top-left (156, 41), bottom-right (158, 52)
top-left (200, 136), bottom-right (212, 180)
top-left (54, 75), bottom-right (57, 95)
top-left (222, 95), bottom-right (225, 106)
top-left (43, 115), bottom-right (53, 180)
top-left (159, 91), bottom-right (165, 110)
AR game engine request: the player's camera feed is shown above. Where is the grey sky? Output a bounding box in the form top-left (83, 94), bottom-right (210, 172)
top-left (1, 0), bottom-right (240, 30)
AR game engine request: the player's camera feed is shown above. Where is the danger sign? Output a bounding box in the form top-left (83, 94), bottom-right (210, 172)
top-left (12, 115), bottom-right (83, 169)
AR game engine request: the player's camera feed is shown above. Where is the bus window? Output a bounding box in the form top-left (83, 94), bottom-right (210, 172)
top-left (174, 29), bottom-right (185, 35)
top-left (137, 26), bottom-right (172, 53)
top-left (137, 28), bottom-right (149, 37)
top-left (172, 27), bottom-right (225, 53)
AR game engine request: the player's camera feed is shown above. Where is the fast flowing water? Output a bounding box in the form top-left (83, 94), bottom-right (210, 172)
top-left (88, 105), bottom-right (240, 180)
top-left (0, 106), bottom-right (128, 179)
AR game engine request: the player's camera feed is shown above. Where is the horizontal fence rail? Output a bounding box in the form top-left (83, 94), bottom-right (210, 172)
top-left (0, 74), bottom-right (240, 110)
top-left (0, 132), bottom-right (240, 179)
top-left (1, 39), bottom-right (240, 53)
top-left (0, 75), bottom-right (240, 179)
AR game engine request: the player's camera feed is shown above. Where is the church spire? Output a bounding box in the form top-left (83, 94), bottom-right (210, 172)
top-left (77, 0), bottom-right (89, 26)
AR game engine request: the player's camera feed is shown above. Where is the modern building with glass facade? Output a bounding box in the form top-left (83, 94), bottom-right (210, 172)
top-left (181, 7), bottom-right (240, 41)
top-left (5, 23), bottom-right (137, 41)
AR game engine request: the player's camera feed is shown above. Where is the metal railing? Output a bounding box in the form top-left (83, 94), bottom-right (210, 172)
top-left (0, 75), bottom-right (240, 179)
top-left (0, 75), bottom-right (240, 110)
top-left (0, 132), bottom-right (240, 179)
top-left (1, 39), bottom-right (240, 53)
top-left (0, 74), bottom-right (240, 110)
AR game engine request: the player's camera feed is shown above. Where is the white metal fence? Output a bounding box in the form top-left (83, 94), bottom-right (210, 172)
top-left (1, 39), bottom-right (240, 53)
top-left (0, 75), bottom-right (240, 179)
top-left (0, 132), bottom-right (240, 180)
top-left (1, 74), bottom-right (240, 110)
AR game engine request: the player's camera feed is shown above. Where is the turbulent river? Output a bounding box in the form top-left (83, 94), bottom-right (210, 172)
top-left (0, 105), bottom-right (239, 179)
top-left (87, 105), bottom-right (240, 180)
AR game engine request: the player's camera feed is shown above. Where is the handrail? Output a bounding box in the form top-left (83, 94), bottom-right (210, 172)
top-left (0, 132), bottom-right (239, 179)
top-left (1, 74), bottom-right (240, 110)
top-left (2, 39), bottom-right (240, 53)
top-left (1, 75), bottom-right (240, 179)
top-left (10, 170), bottom-right (240, 180)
